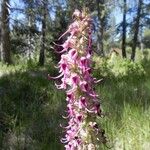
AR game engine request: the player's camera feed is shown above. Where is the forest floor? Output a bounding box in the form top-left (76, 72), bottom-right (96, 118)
top-left (0, 60), bottom-right (150, 150)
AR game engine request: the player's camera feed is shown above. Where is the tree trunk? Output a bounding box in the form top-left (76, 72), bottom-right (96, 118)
top-left (0, 11), bottom-right (1, 61)
top-left (131, 0), bottom-right (143, 61)
top-left (100, 17), bottom-right (104, 56)
top-left (27, 15), bottom-right (32, 60)
top-left (96, 0), bottom-right (105, 56)
top-left (122, 0), bottom-right (127, 58)
top-left (39, 1), bottom-right (47, 66)
top-left (1, 0), bottom-right (11, 64)
top-left (139, 26), bottom-right (144, 52)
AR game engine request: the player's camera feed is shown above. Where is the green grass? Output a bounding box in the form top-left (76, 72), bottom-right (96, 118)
top-left (98, 79), bottom-right (150, 150)
top-left (0, 60), bottom-right (150, 150)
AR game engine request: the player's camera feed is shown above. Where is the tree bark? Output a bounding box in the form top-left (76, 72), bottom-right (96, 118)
top-left (122, 0), bottom-right (127, 58)
top-left (0, 10), bottom-right (1, 61)
top-left (100, 16), bottom-right (104, 56)
top-left (27, 15), bottom-right (32, 59)
top-left (1, 0), bottom-right (11, 64)
top-left (39, 1), bottom-right (47, 66)
top-left (96, 0), bottom-right (105, 56)
top-left (131, 0), bottom-right (143, 61)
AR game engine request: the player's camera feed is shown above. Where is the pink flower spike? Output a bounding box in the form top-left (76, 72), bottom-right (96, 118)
top-left (59, 63), bottom-right (67, 73)
top-left (51, 9), bottom-right (106, 150)
top-left (68, 49), bottom-right (78, 60)
top-left (53, 42), bottom-right (66, 53)
top-left (73, 9), bottom-right (81, 18)
top-left (48, 73), bottom-right (63, 80)
top-left (58, 30), bottom-right (69, 40)
top-left (76, 115), bottom-right (82, 122)
top-left (62, 38), bottom-right (74, 50)
top-left (59, 21), bottom-right (79, 40)
top-left (72, 74), bottom-right (80, 85)
top-left (93, 78), bottom-right (103, 84)
top-left (66, 93), bottom-right (73, 101)
top-left (80, 81), bottom-right (90, 92)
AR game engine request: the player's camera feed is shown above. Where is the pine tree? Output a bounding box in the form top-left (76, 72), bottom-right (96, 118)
top-left (1, 0), bottom-right (11, 64)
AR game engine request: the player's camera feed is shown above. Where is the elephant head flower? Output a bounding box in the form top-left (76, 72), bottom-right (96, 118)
top-left (52, 9), bottom-right (107, 150)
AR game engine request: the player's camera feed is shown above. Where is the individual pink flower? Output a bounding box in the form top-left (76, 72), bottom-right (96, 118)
top-left (73, 9), bottom-right (82, 18)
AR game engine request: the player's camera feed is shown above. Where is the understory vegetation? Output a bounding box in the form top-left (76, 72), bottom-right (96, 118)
top-left (0, 50), bottom-right (150, 150)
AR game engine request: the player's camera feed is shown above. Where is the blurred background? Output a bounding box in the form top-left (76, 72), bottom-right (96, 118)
top-left (0, 0), bottom-right (150, 149)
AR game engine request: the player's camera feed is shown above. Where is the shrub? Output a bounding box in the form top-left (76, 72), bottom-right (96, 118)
top-left (93, 54), bottom-right (146, 82)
